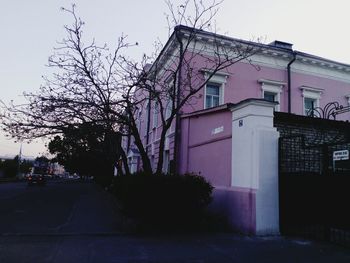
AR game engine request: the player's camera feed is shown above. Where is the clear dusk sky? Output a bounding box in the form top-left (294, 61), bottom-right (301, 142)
top-left (1, 0), bottom-right (350, 158)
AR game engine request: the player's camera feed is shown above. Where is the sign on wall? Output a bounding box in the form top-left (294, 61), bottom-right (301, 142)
top-left (333, 150), bottom-right (349, 161)
top-left (211, 126), bottom-right (224, 135)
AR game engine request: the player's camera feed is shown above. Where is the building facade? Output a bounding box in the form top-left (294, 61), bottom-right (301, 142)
top-left (126, 26), bottom-right (350, 234)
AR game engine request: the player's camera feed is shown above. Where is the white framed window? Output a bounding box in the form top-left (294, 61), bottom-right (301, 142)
top-left (163, 150), bottom-right (170, 174)
top-left (304, 97), bottom-right (317, 116)
top-left (300, 86), bottom-right (323, 116)
top-left (203, 72), bottom-right (228, 109)
top-left (205, 83), bottom-right (221, 108)
top-left (263, 91), bottom-right (276, 102)
top-left (165, 100), bottom-right (172, 120)
top-left (152, 102), bottom-right (159, 128)
top-left (145, 102), bottom-right (150, 133)
top-left (137, 110), bottom-right (142, 132)
top-left (258, 79), bottom-right (285, 111)
top-left (127, 149), bottom-right (140, 174)
top-left (346, 94), bottom-right (350, 106)
top-left (151, 155), bottom-right (155, 172)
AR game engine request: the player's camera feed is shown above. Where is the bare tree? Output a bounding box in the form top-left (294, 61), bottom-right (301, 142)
top-left (1, 1), bottom-right (261, 176)
top-left (0, 5), bottom-right (140, 177)
top-left (126, 0), bottom-right (262, 174)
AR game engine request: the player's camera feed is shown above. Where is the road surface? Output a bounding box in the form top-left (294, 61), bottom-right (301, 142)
top-left (0, 180), bottom-right (349, 262)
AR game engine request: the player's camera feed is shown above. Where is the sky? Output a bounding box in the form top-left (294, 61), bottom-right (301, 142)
top-left (1, 0), bottom-right (350, 158)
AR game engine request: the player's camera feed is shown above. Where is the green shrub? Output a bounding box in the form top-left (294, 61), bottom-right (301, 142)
top-left (110, 172), bottom-right (213, 230)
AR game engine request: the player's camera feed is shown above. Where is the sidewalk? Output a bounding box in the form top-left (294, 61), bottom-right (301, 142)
top-left (0, 233), bottom-right (349, 263)
top-left (0, 181), bottom-right (348, 262)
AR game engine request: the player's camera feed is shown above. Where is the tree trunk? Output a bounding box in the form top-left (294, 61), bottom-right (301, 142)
top-left (131, 125), bottom-right (153, 174)
top-left (156, 122), bottom-right (170, 174)
top-left (120, 147), bottom-right (130, 176)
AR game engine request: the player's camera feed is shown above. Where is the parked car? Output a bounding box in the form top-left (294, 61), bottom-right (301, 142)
top-left (27, 174), bottom-right (46, 186)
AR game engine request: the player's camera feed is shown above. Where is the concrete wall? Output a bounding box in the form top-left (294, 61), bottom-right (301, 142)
top-left (179, 107), bottom-right (232, 187)
top-left (180, 100), bottom-right (280, 235)
top-left (211, 186), bottom-right (256, 234)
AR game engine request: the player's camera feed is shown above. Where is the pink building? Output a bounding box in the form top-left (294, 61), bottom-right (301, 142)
top-left (126, 26), bottom-right (350, 234)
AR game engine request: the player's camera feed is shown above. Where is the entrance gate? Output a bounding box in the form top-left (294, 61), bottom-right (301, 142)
top-left (276, 111), bottom-right (350, 246)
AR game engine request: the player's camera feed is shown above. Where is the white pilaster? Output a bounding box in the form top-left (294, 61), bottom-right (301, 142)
top-left (230, 99), bottom-right (280, 235)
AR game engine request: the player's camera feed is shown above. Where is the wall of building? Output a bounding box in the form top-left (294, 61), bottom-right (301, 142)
top-left (130, 42), bottom-right (350, 174)
top-left (180, 100), bottom-right (280, 235)
top-left (179, 105), bottom-right (258, 234)
top-left (180, 54), bottom-right (350, 119)
top-left (210, 186), bottom-right (256, 234)
top-left (179, 107), bottom-right (232, 186)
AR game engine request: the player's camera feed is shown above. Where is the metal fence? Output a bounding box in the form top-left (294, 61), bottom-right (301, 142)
top-left (277, 114), bottom-right (350, 247)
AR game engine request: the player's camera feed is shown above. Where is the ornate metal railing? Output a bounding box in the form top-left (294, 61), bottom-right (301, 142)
top-left (307, 102), bottom-right (350, 120)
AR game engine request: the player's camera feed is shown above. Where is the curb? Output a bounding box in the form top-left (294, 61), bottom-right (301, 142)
top-left (0, 232), bottom-right (127, 237)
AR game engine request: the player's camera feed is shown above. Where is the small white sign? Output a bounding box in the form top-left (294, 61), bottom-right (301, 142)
top-left (333, 150), bottom-right (349, 161)
top-left (211, 126), bottom-right (224, 135)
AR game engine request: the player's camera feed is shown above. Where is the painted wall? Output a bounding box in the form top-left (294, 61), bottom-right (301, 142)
top-left (131, 45), bottom-right (350, 174)
top-left (128, 31), bottom-right (350, 235)
top-left (180, 57), bottom-right (350, 119)
top-left (180, 100), bottom-right (280, 235)
top-left (211, 186), bottom-right (256, 234)
top-left (289, 69), bottom-right (350, 119)
top-left (179, 108), bottom-right (232, 186)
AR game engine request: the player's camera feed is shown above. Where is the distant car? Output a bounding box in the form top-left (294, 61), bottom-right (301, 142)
top-left (27, 174), bottom-right (46, 186)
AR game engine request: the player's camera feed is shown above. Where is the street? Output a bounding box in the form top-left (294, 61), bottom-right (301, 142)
top-left (0, 180), bottom-right (349, 262)
top-left (0, 180), bottom-right (122, 235)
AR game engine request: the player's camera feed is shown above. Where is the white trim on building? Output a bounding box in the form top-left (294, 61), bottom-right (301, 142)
top-left (258, 79), bottom-right (286, 111)
top-left (203, 71), bottom-right (229, 109)
top-left (300, 86), bottom-right (323, 116)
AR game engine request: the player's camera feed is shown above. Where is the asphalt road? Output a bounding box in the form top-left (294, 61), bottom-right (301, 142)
top-left (0, 180), bottom-right (349, 263)
top-left (0, 180), bottom-right (122, 235)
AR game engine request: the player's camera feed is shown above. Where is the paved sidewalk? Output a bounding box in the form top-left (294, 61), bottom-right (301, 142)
top-left (0, 181), bottom-right (348, 262)
top-left (0, 233), bottom-right (349, 263)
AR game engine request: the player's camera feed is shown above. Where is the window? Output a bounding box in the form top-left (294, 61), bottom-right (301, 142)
top-left (151, 155), bottom-right (155, 172)
top-left (165, 100), bottom-right (172, 120)
top-left (300, 86), bottom-right (323, 116)
top-left (145, 102), bottom-right (150, 133)
top-left (127, 149), bottom-right (140, 174)
top-left (202, 70), bottom-right (228, 109)
top-left (346, 94), bottom-right (350, 106)
top-left (258, 79), bottom-right (285, 111)
top-left (264, 91), bottom-right (276, 102)
top-left (137, 110), bottom-right (142, 132)
top-left (163, 150), bottom-right (170, 173)
top-left (152, 102), bottom-right (159, 128)
top-left (205, 83), bottom-right (221, 108)
top-left (304, 97), bottom-right (317, 116)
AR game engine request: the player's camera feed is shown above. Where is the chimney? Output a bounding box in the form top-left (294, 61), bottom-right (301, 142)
top-left (269, 40), bottom-right (293, 50)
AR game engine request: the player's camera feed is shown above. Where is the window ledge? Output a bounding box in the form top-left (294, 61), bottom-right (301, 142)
top-left (258, 79), bottom-right (286, 86)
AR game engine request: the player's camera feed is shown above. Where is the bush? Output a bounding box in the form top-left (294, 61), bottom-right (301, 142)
top-left (110, 172), bottom-right (213, 231)
top-left (94, 174), bottom-right (113, 188)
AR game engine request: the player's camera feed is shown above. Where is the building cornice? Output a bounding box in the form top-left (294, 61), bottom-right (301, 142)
top-left (200, 68), bottom-right (231, 77)
top-left (299, 86), bottom-right (324, 93)
top-left (258, 79), bottom-right (287, 87)
top-left (151, 25), bottom-right (350, 82)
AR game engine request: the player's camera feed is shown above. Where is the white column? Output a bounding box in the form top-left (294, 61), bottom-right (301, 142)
top-left (230, 99), bottom-right (280, 235)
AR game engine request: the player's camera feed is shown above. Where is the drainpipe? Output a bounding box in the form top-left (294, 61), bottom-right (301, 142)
top-left (173, 28), bottom-right (184, 174)
top-left (287, 52), bottom-right (297, 113)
